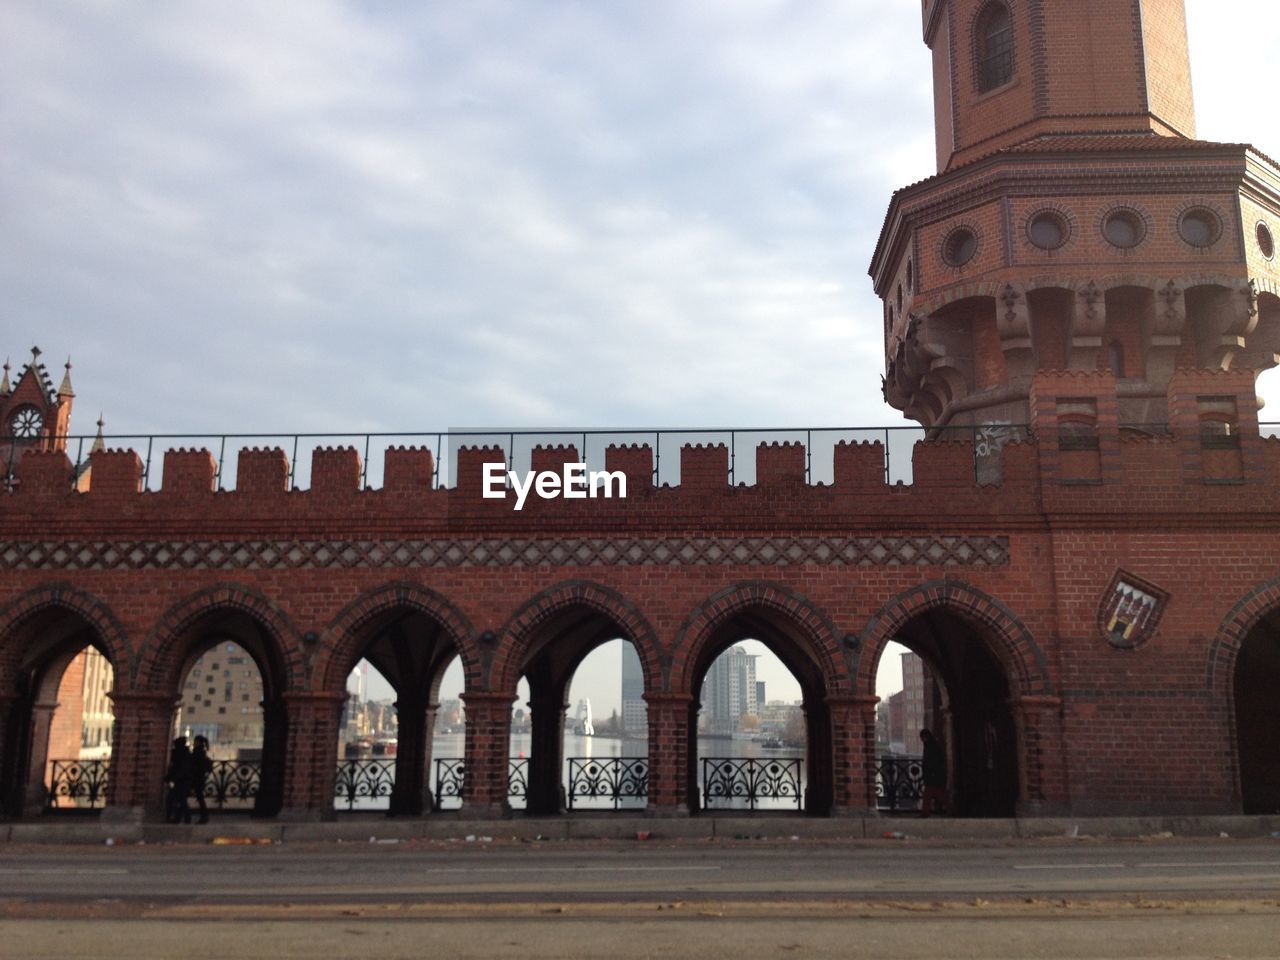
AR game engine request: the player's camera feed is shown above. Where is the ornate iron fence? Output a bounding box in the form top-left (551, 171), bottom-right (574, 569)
top-left (200, 760), bottom-right (260, 810)
top-left (46, 759), bottom-right (110, 810)
top-left (334, 758), bottom-right (396, 811)
top-left (701, 758), bottom-right (803, 810)
top-left (876, 756), bottom-right (923, 812)
top-left (567, 758), bottom-right (648, 810)
top-left (507, 758), bottom-right (528, 807)
top-left (433, 759), bottom-right (465, 810)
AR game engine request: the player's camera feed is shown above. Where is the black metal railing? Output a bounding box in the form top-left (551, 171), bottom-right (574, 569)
top-left (875, 756), bottom-right (923, 813)
top-left (567, 758), bottom-right (648, 810)
top-left (334, 758), bottom-right (396, 811)
top-left (5, 422), bottom-right (1279, 494)
top-left (201, 759), bottom-right (261, 810)
top-left (433, 758), bottom-right (465, 810)
top-left (46, 759), bottom-right (110, 810)
top-left (507, 758), bottom-right (528, 806)
top-left (701, 758), bottom-right (803, 810)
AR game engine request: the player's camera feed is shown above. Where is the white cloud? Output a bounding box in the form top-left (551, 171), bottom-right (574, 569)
top-left (1, 0), bottom-right (1276, 440)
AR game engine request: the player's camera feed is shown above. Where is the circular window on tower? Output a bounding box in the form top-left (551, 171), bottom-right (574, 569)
top-left (942, 227), bottom-right (978, 267)
top-left (1027, 210), bottom-right (1070, 250)
top-left (1257, 221), bottom-right (1275, 260)
top-left (9, 406), bottom-right (44, 439)
top-left (1178, 206), bottom-right (1222, 248)
top-left (1103, 208), bottom-right (1146, 249)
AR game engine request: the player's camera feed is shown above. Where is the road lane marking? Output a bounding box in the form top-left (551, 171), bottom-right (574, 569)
top-left (426, 865), bottom-right (723, 874)
top-left (0, 868), bottom-right (130, 875)
top-left (1012, 863), bottom-right (1126, 870)
top-left (1133, 861), bottom-right (1280, 869)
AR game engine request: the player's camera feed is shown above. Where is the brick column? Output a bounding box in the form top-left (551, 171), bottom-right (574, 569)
top-left (104, 691), bottom-right (176, 822)
top-left (830, 695), bottom-right (879, 815)
top-left (21, 700), bottom-right (58, 816)
top-left (460, 692), bottom-right (514, 816)
top-left (643, 692), bottom-right (692, 815)
top-left (525, 686), bottom-right (566, 816)
top-left (389, 692), bottom-right (428, 816)
top-left (421, 702), bottom-right (439, 814)
top-left (0, 693), bottom-right (21, 818)
top-left (279, 691), bottom-right (346, 821)
top-left (1014, 694), bottom-right (1066, 815)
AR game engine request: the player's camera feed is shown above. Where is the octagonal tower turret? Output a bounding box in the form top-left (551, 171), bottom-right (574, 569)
top-left (872, 0), bottom-right (1280, 433)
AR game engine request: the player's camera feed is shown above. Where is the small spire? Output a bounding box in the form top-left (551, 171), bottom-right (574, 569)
top-left (90, 414), bottom-right (106, 454)
top-left (30, 345), bottom-right (41, 362)
top-left (58, 357), bottom-right (74, 397)
top-left (1, 358), bottom-right (9, 395)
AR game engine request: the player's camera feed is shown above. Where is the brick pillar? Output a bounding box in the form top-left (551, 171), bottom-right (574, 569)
top-left (0, 693), bottom-right (22, 818)
top-left (1014, 694), bottom-right (1066, 815)
top-left (104, 691), bottom-right (176, 822)
top-left (830, 695), bottom-right (879, 815)
top-left (643, 692), bottom-right (692, 815)
top-left (422, 703), bottom-right (439, 814)
top-left (803, 698), bottom-right (833, 816)
top-left (526, 686), bottom-right (566, 816)
top-left (21, 700), bottom-right (58, 816)
top-left (460, 692), bottom-right (514, 816)
top-left (279, 692), bottom-right (346, 821)
top-left (389, 692), bottom-right (427, 817)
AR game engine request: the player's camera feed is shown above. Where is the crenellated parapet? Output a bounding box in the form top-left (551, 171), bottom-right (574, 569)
top-left (5, 426), bottom-right (1280, 532)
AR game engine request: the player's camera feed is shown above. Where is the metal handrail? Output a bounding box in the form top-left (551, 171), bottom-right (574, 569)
top-left (9, 420), bottom-right (1275, 494)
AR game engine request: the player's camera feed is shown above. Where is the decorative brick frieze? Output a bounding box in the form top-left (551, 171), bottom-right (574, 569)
top-left (0, 534), bottom-right (1011, 572)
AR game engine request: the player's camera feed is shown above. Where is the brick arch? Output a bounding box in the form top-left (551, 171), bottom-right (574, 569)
top-left (316, 581), bottom-right (480, 695)
top-left (1206, 573), bottom-right (1280, 697)
top-left (921, 280), bottom-right (1002, 315)
top-left (669, 581), bottom-right (846, 696)
top-left (493, 580), bottom-right (662, 696)
top-left (136, 583), bottom-right (303, 693)
top-left (854, 579), bottom-right (1051, 698)
top-left (0, 583), bottom-right (129, 682)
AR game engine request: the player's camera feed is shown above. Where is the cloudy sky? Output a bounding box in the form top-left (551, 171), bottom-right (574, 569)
top-left (5, 2), bottom-right (1279, 711)
top-left (5, 1), bottom-right (1276, 442)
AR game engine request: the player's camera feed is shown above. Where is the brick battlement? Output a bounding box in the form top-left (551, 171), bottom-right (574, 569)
top-left (5, 430), bottom-right (1279, 533)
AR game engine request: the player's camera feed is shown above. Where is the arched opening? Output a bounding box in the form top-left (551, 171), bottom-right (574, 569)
top-left (509, 607), bottom-right (647, 816)
top-left (873, 610), bottom-right (1019, 817)
top-left (0, 609), bottom-right (116, 819)
top-left (331, 605), bottom-right (464, 816)
top-left (873, 640), bottom-right (941, 814)
top-left (174, 640), bottom-right (266, 821)
top-left (0, 607), bottom-right (115, 817)
top-left (1233, 606), bottom-right (1280, 814)
top-left (164, 610), bottom-right (289, 819)
top-left (686, 610), bottom-right (828, 816)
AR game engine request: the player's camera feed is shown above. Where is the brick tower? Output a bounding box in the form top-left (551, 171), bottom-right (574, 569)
top-left (871, 0), bottom-right (1280, 435)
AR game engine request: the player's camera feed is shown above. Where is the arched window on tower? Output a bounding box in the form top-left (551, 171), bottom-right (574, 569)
top-left (976, 3), bottom-right (1014, 92)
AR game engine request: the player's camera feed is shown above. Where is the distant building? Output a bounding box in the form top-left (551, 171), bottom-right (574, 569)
top-left (620, 642), bottom-right (647, 734)
top-left (48, 646), bottom-right (114, 762)
top-left (877, 651), bottom-right (939, 755)
top-left (701, 645), bottom-right (758, 735)
top-left (176, 641), bottom-right (264, 756)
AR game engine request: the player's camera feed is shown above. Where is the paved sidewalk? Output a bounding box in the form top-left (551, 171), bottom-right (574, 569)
top-left (5, 812), bottom-right (1279, 845)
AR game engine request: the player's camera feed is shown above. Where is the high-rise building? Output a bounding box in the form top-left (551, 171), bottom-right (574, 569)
top-left (701, 645), bottom-right (758, 735)
top-left (620, 642), bottom-right (647, 734)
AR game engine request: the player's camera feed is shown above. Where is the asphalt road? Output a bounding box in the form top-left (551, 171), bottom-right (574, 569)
top-left (2, 838), bottom-right (1278, 959)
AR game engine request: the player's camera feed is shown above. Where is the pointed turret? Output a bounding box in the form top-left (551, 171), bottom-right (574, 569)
top-left (90, 414), bottom-right (106, 454)
top-left (58, 358), bottom-right (74, 398)
top-left (1, 359), bottom-right (10, 396)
